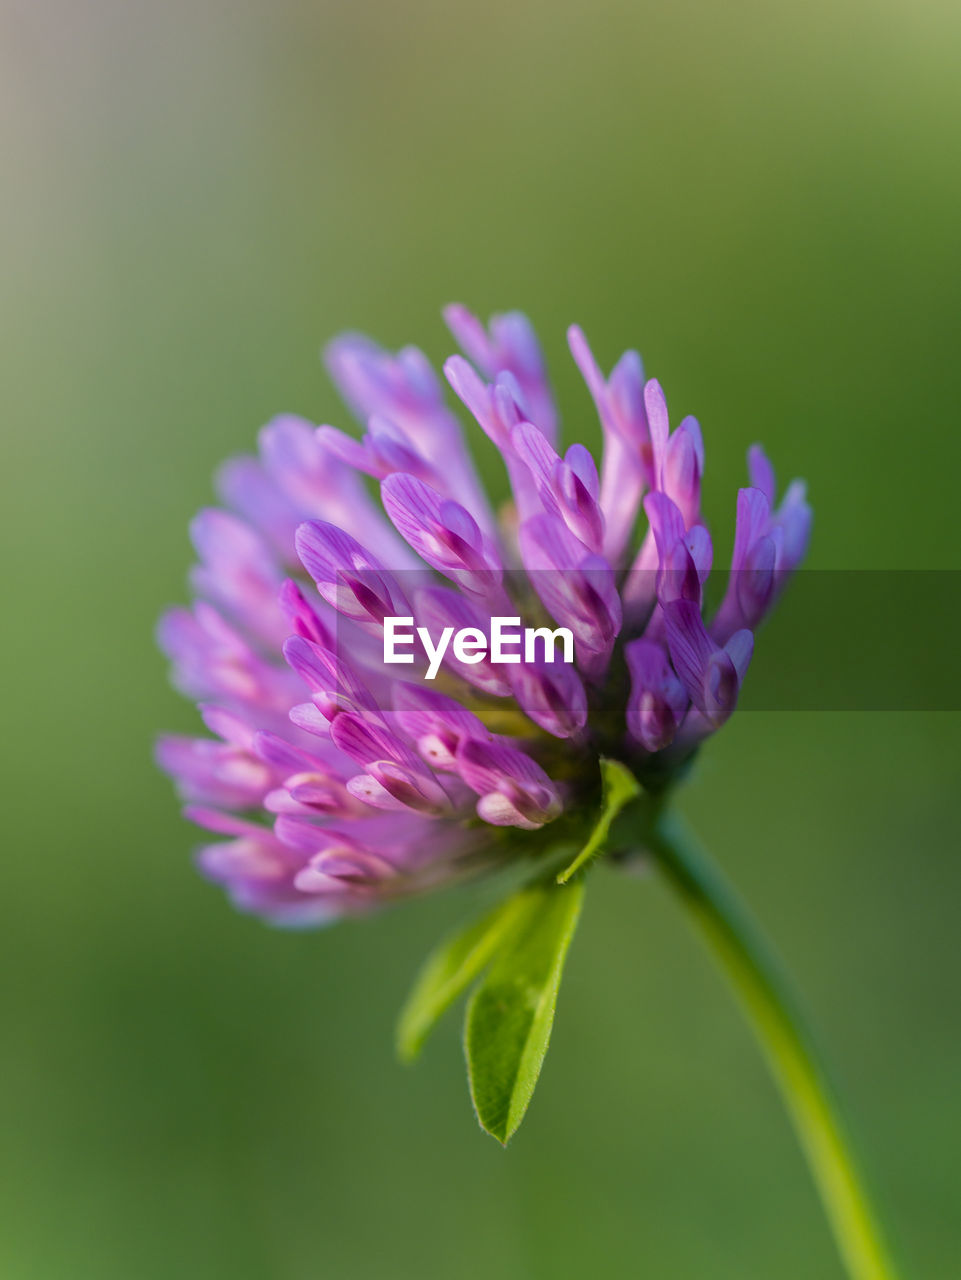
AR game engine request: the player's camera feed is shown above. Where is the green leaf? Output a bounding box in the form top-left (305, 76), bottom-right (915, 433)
top-left (465, 880), bottom-right (585, 1144)
top-left (556, 757), bottom-right (641, 884)
top-left (396, 892), bottom-right (538, 1063)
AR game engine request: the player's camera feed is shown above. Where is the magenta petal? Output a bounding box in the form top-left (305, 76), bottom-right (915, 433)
top-left (445, 304), bottom-right (557, 440)
top-left (455, 738), bottom-right (561, 828)
top-left (724, 628), bottom-right (755, 683)
top-left (625, 638), bottom-right (689, 752)
top-left (519, 514), bottom-right (622, 663)
top-left (731, 487), bottom-right (772, 572)
top-left (508, 660), bottom-right (588, 739)
top-left (295, 520), bottom-right (411, 626)
top-left (643, 379), bottom-right (670, 471)
top-left (747, 444), bottom-right (777, 505)
top-left (391, 683), bottom-right (489, 768)
top-left (663, 600), bottom-right (741, 726)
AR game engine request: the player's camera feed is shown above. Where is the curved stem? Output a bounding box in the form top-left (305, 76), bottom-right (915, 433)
top-left (646, 811), bottom-right (901, 1280)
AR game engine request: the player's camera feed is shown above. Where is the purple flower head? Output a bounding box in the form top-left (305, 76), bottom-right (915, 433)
top-left (158, 308), bottom-right (810, 925)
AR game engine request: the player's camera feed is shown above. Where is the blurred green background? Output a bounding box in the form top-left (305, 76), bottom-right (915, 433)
top-left (2, 1), bottom-right (959, 1276)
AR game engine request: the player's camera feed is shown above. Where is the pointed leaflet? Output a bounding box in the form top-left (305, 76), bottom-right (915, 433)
top-left (465, 880), bottom-right (585, 1144)
top-left (396, 892), bottom-right (538, 1063)
top-left (556, 757), bottom-right (642, 884)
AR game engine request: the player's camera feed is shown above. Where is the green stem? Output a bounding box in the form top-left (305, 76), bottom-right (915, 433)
top-left (646, 811), bottom-right (901, 1280)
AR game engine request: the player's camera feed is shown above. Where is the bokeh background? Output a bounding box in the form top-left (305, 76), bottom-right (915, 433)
top-left (2, 1), bottom-right (959, 1276)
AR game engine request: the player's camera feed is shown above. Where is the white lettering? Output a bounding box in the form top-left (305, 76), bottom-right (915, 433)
top-left (383, 616), bottom-right (415, 664)
top-left (490, 616), bottom-right (522, 663)
top-left (381, 618), bottom-right (576, 679)
top-left (452, 627), bottom-right (488, 666)
top-left (420, 626), bottom-right (455, 681)
top-left (524, 626), bottom-right (574, 664)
